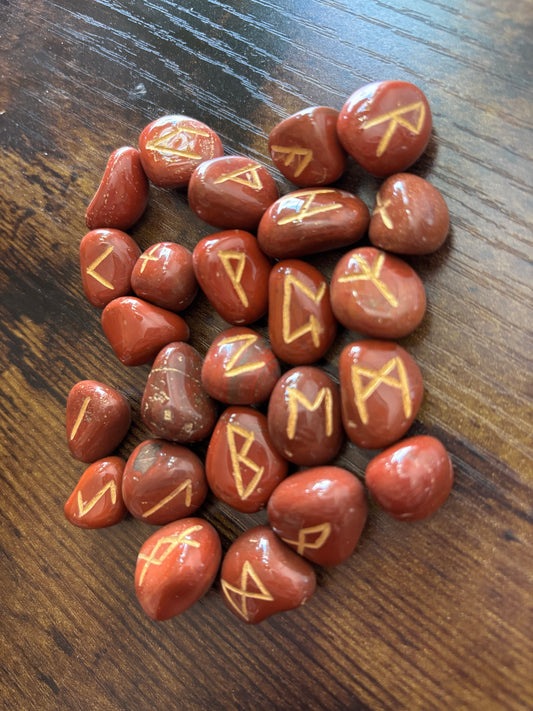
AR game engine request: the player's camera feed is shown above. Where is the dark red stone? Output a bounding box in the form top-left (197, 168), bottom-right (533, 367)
top-left (64, 457), bottom-right (127, 528)
top-left (131, 242), bottom-right (197, 311)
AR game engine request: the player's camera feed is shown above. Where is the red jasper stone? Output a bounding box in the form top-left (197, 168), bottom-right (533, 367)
top-left (64, 456), bottom-right (127, 528)
top-left (365, 435), bottom-right (454, 521)
top-left (268, 259), bottom-right (336, 364)
top-left (268, 106), bottom-right (347, 187)
top-left (141, 342), bottom-right (216, 443)
top-left (257, 188), bottom-right (369, 259)
top-left (205, 407), bottom-right (289, 513)
top-left (201, 327), bottom-right (280, 405)
top-left (122, 439), bottom-right (207, 525)
top-left (66, 380), bottom-right (131, 463)
top-left (339, 340), bottom-right (424, 450)
top-left (337, 81), bottom-right (432, 177)
top-left (131, 242), bottom-right (197, 311)
top-left (192, 230), bottom-right (271, 325)
top-left (369, 173), bottom-right (450, 255)
top-left (330, 246), bottom-right (426, 339)
top-left (220, 526), bottom-right (316, 624)
top-left (85, 146), bottom-right (149, 230)
top-left (267, 366), bottom-right (343, 466)
top-left (138, 115), bottom-right (224, 189)
top-left (79, 229), bottom-right (141, 309)
top-left (267, 466), bottom-right (367, 566)
top-left (188, 156), bottom-right (279, 231)
top-left (101, 296), bottom-right (189, 366)
top-left (135, 517), bottom-right (221, 621)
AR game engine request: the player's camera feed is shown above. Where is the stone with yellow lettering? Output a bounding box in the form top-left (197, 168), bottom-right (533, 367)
top-left (267, 366), bottom-right (343, 466)
top-left (192, 230), bottom-right (271, 325)
top-left (131, 242), bottom-right (197, 311)
top-left (267, 466), bottom-right (367, 566)
top-left (206, 407), bottom-right (288, 513)
top-left (268, 259), bottom-right (336, 364)
top-left (257, 188), bottom-right (369, 259)
top-left (64, 456), bottom-right (127, 528)
top-left (330, 246), bottom-right (426, 339)
top-left (201, 327), bottom-right (280, 405)
top-left (122, 439), bottom-right (208, 525)
top-left (339, 340), bottom-right (424, 449)
top-left (337, 81), bottom-right (432, 177)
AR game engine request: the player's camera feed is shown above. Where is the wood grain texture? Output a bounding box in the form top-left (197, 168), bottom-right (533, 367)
top-left (1, 0), bottom-right (532, 709)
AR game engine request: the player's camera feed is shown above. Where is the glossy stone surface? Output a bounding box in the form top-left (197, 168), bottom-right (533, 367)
top-left (193, 230), bottom-right (271, 325)
top-left (365, 435), bottom-right (454, 521)
top-left (337, 81), bottom-right (432, 177)
top-left (85, 146), bottom-right (149, 230)
top-left (135, 517), bottom-right (221, 621)
top-left (369, 173), bottom-right (450, 254)
top-left (330, 246), bottom-right (426, 339)
top-left (267, 466), bottom-right (367, 566)
top-left (101, 296), bottom-right (189, 366)
top-left (268, 106), bottom-right (347, 186)
top-left (339, 340), bottom-right (424, 449)
top-left (122, 439), bottom-right (207, 525)
top-left (188, 156), bottom-right (279, 230)
top-left (79, 229), bottom-right (141, 309)
top-left (64, 456), bottom-right (127, 528)
top-left (131, 242), bottom-right (197, 311)
top-left (66, 380), bottom-right (131, 463)
top-left (220, 526), bottom-right (316, 624)
top-left (257, 188), bottom-right (369, 259)
top-left (205, 407), bottom-right (289, 513)
top-left (268, 259), bottom-right (336, 364)
top-left (141, 342), bottom-right (217, 443)
top-left (201, 327), bottom-right (280, 405)
top-left (138, 115), bottom-right (224, 189)
top-left (267, 366), bottom-right (343, 466)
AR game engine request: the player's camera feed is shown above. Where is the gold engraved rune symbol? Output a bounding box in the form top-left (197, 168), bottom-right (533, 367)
top-left (286, 387), bottom-right (333, 440)
top-left (282, 274), bottom-right (326, 348)
top-left (226, 423), bottom-right (264, 500)
top-left (337, 251), bottom-right (398, 308)
top-left (373, 193), bottom-right (393, 229)
top-left (141, 479), bottom-right (193, 518)
top-left (86, 245), bottom-right (114, 289)
top-left (277, 189), bottom-right (342, 226)
top-left (138, 244), bottom-right (160, 273)
top-left (218, 333), bottom-right (264, 378)
top-left (69, 396), bottom-right (91, 440)
top-left (145, 126), bottom-right (211, 159)
top-left (214, 166), bottom-right (263, 191)
top-left (137, 525), bottom-right (203, 585)
top-left (282, 523), bottom-right (332, 556)
top-left (218, 250), bottom-right (249, 307)
top-left (362, 101), bottom-right (426, 157)
top-left (221, 560), bottom-right (274, 621)
top-left (351, 357), bottom-right (412, 425)
top-left (270, 145), bottom-right (313, 177)
top-left (77, 481), bottom-right (117, 518)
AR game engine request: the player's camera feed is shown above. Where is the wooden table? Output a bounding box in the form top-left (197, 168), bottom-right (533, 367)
top-left (1, 1), bottom-right (531, 709)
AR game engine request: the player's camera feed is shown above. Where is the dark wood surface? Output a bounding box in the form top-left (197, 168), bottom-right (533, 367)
top-left (1, 1), bottom-right (532, 709)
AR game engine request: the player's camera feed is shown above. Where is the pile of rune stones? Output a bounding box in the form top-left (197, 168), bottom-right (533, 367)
top-left (65, 80), bottom-right (454, 624)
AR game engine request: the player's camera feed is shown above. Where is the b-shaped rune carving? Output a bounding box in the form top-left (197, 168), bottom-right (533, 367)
top-left (286, 386), bottom-right (333, 440)
top-left (282, 274), bottom-right (326, 347)
top-left (218, 333), bottom-right (264, 377)
top-left (351, 357), bottom-right (412, 425)
top-left (77, 481), bottom-right (117, 518)
top-left (373, 193), bottom-right (393, 229)
top-left (226, 423), bottom-right (264, 500)
top-left (145, 126), bottom-right (211, 159)
top-left (137, 525), bottom-right (203, 585)
top-left (362, 101), bottom-right (426, 157)
top-left (141, 479), bottom-right (193, 518)
top-left (138, 244), bottom-right (160, 273)
top-left (221, 560), bottom-right (274, 621)
top-left (277, 189), bottom-right (343, 225)
top-left (86, 245), bottom-right (115, 290)
top-left (217, 250), bottom-right (249, 307)
top-left (70, 396), bottom-right (91, 440)
top-left (337, 251), bottom-right (398, 307)
top-left (270, 145), bottom-right (313, 177)
top-left (282, 523), bottom-right (332, 556)
top-left (213, 165), bottom-right (263, 191)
